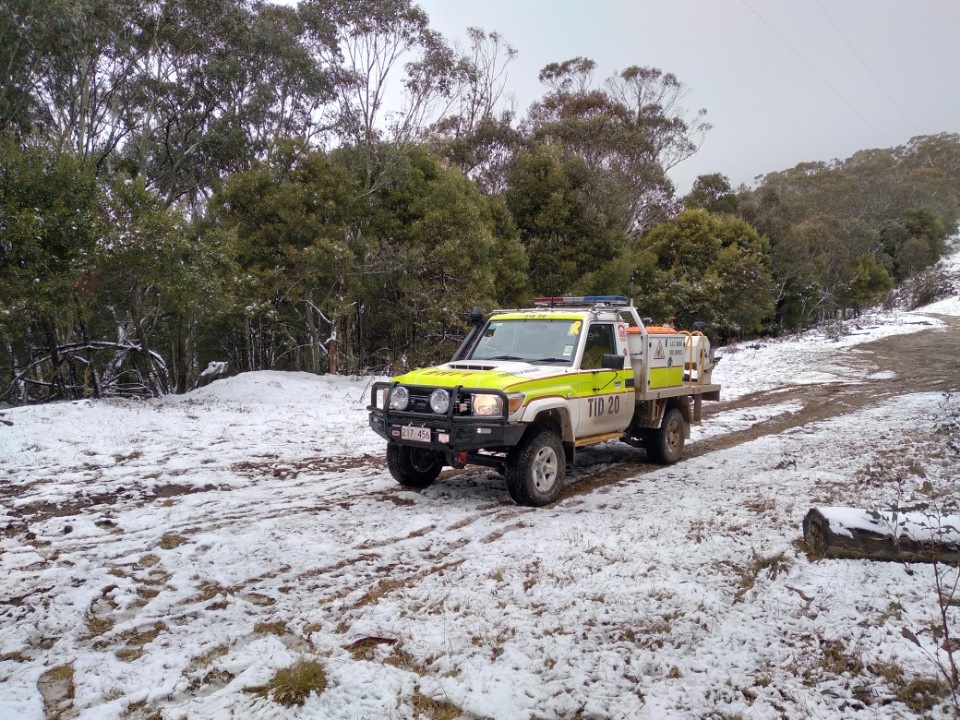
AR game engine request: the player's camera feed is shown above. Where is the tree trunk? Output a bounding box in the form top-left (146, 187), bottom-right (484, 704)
top-left (41, 314), bottom-right (68, 400)
top-left (169, 314), bottom-right (187, 394)
top-left (803, 507), bottom-right (960, 564)
top-left (244, 316), bottom-right (256, 371)
top-left (305, 294), bottom-right (321, 374)
top-left (73, 298), bottom-right (101, 399)
top-left (328, 324), bottom-right (339, 375)
top-left (6, 342), bottom-right (24, 403)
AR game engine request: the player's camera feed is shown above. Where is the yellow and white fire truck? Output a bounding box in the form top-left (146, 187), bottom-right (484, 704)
top-left (368, 296), bottom-right (720, 506)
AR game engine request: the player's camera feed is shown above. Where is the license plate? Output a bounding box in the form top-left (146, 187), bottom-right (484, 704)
top-left (400, 425), bottom-right (432, 442)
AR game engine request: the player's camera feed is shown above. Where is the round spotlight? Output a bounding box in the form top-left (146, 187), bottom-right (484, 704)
top-left (389, 386), bottom-right (409, 411)
top-left (429, 388), bottom-right (450, 414)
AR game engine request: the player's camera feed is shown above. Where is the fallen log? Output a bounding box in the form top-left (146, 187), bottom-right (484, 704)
top-left (803, 506), bottom-right (960, 564)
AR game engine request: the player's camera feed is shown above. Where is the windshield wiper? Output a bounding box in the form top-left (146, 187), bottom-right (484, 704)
top-left (482, 354), bottom-right (524, 361)
top-left (531, 357), bottom-right (571, 364)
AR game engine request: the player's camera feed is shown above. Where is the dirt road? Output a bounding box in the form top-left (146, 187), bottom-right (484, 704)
top-left (559, 315), bottom-right (960, 500)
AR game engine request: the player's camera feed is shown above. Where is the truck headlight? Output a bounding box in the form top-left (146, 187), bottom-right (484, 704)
top-left (389, 386), bottom-right (409, 410)
top-left (429, 388), bottom-right (450, 414)
top-left (472, 393), bottom-right (503, 416)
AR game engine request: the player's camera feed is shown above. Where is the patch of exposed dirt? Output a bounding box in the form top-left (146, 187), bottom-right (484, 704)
top-left (232, 453), bottom-right (385, 479)
top-left (153, 483), bottom-right (221, 499)
top-left (6, 483), bottom-right (223, 524)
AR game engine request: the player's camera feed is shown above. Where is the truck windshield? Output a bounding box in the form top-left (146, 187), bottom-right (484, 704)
top-left (469, 319), bottom-right (583, 365)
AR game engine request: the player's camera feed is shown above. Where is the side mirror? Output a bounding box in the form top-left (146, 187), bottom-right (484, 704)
top-left (601, 354), bottom-right (626, 370)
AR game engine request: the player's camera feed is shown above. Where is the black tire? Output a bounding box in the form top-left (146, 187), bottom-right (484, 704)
top-left (646, 407), bottom-right (685, 464)
top-left (505, 428), bottom-right (565, 507)
top-left (386, 444), bottom-right (443, 488)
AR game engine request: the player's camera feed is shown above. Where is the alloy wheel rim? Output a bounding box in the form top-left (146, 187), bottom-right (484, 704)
top-left (532, 446), bottom-right (558, 491)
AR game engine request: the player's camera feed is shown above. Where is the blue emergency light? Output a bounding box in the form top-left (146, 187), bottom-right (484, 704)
top-left (533, 295), bottom-right (630, 307)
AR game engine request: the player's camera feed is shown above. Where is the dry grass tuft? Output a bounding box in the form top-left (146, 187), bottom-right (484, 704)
top-left (191, 580), bottom-right (233, 604)
top-left (254, 621), bottom-right (288, 636)
top-left (383, 644), bottom-right (431, 676)
top-left (873, 658), bottom-right (951, 712)
top-left (411, 690), bottom-right (463, 720)
top-left (728, 551), bottom-right (791, 603)
top-left (817, 638), bottom-right (864, 677)
top-left (186, 644), bottom-right (229, 673)
top-left (112, 450), bottom-right (143, 463)
top-left (183, 646), bottom-right (234, 692)
top-left (894, 676), bottom-right (950, 712)
top-left (245, 659), bottom-right (327, 707)
top-left (116, 621), bottom-right (167, 662)
top-left (121, 699), bottom-right (167, 719)
top-left (354, 578), bottom-right (404, 608)
top-left (86, 615), bottom-right (115, 637)
top-left (158, 533), bottom-right (188, 549)
top-left (43, 663), bottom-right (75, 684)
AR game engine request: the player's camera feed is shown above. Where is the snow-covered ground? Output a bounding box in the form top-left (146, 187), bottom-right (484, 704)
top-left (1, 253), bottom-right (959, 720)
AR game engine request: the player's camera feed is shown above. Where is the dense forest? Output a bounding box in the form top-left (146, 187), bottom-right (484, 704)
top-left (2, 0), bottom-right (958, 403)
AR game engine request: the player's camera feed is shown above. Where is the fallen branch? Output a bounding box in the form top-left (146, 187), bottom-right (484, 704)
top-left (803, 506), bottom-right (960, 564)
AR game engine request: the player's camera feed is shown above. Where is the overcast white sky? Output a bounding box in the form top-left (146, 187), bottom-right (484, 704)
top-left (416, 0), bottom-right (960, 193)
top-left (275, 0), bottom-right (959, 194)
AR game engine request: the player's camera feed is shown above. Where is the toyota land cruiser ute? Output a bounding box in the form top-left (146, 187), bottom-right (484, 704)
top-left (368, 296), bottom-right (720, 506)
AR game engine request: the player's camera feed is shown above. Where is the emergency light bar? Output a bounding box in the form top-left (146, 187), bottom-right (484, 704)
top-left (533, 295), bottom-right (629, 307)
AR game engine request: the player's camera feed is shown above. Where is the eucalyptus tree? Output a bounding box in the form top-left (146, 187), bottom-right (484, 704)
top-left (0, 135), bottom-right (98, 401)
top-left (0, 0), bottom-right (75, 134)
top-left (208, 142), bottom-right (365, 374)
top-left (208, 142), bottom-right (528, 374)
top-left (523, 57), bottom-right (709, 235)
top-left (684, 173), bottom-right (739, 215)
top-left (505, 142), bottom-right (625, 296)
top-left (443, 28), bottom-right (516, 138)
top-left (504, 58), bottom-right (708, 296)
top-left (362, 145), bottom-right (529, 367)
top-left (523, 58), bottom-right (710, 236)
top-left (89, 176), bottom-right (218, 395)
top-left (641, 209), bottom-right (776, 338)
top-left (300, 0), bottom-right (455, 152)
top-left (2, 0), bottom-right (337, 209)
top-left (605, 65), bottom-right (710, 174)
top-left (120, 0), bottom-right (335, 210)
top-left (0, 0), bottom-right (142, 166)
top-left (739, 134), bottom-right (960, 327)
top-left (430, 27), bottom-right (519, 194)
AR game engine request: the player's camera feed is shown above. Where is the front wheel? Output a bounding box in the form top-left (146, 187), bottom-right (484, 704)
top-left (386, 444), bottom-right (443, 488)
top-left (505, 428), bottom-right (565, 507)
top-left (645, 407), bottom-right (685, 464)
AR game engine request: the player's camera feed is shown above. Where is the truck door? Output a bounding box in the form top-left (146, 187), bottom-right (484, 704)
top-left (576, 322), bottom-right (634, 436)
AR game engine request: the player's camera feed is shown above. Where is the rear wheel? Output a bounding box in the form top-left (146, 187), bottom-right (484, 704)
top-left (645, 407), bottom-right (685, 464)
top-left (386, 444), bottom-right (443, 488)
top-left (505, 428), bottom-right (565, 506)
